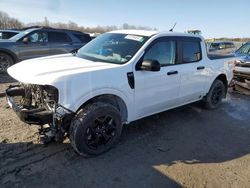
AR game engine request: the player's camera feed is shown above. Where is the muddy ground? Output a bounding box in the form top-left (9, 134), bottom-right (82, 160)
top-left (0, 74), bottom-right (250, 188)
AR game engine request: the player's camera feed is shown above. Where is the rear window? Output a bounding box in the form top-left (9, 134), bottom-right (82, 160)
top-left (74, 34), bottom-right (91, 43)
top-left (48, 32), bottom-right (72, 43)
top-left (0, 32), bottom-right (17, 39)
top-left (182, 41), bottom-right (202, 63)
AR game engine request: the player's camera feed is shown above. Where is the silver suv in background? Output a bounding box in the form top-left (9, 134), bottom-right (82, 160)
top-left (208, 41), bottom-right (236, 55)
top-left (0, 27), bottom-right (91, 73)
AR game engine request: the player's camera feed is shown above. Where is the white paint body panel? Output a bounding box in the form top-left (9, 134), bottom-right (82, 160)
top-left (7, 31), bottom-right (234, 123)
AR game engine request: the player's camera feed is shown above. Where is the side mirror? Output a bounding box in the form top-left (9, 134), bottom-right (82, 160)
top-left (22, 37), bottom-right (29, 43)
top-left (140, 59), bottom-right (161, 72)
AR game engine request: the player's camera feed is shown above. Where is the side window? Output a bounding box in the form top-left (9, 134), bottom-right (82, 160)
top-left (48, 32), bottom-right (72, 43)
top-left (227, 43), bottom-right (234, 48)
top-left (74, 34), bottom-right (91, 43)
top-left (182, 41), bottom-right (202, 63)
top-left (144, 40), bottom-right (176, 66)
top-left (219, 43), bottom-right (226, 49)
top-left (28, 32), bottom-right (48, 43)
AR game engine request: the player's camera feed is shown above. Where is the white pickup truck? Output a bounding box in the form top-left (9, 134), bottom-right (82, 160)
top-left (6, 30), bottom-right (235, 156)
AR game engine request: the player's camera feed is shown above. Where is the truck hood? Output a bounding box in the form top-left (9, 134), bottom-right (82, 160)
top-left (7, 54), bottom-right (119, 85)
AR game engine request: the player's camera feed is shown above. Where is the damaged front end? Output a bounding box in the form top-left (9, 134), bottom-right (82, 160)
top-left (6, 84), bottom-right (74, 144)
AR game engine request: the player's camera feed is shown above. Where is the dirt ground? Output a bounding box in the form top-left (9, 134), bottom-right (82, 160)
top-left (0, 74), bottom-right (250, 188)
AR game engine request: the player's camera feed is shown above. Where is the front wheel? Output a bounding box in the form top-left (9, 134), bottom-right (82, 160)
top-left (203, 79), bottom-right (226, 109)
top-left (0, 52), bottom-right (14, 73)
top-left (69, 102), bottom-right (123, 156)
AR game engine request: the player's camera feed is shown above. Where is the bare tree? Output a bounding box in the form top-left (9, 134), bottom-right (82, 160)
top-left (44, 17), bottom-right (49, 27)
top-left (0, 11), bottom-right (23, 29)
top-left (0, 10), bottom-right (156, 33)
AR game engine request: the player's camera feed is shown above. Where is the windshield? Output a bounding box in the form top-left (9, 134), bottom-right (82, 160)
top-left (9, 29), bottom-right (33, 41)
top-left (77, 33), bottom-right (149, 64)
top-left (236, 43), bottom-right (250, 55)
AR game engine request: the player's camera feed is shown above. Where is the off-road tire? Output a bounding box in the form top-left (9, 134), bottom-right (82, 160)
top-left (203, 79), bottom-right (226, 109)
top-left (69, 102), bottom-right (122, 156)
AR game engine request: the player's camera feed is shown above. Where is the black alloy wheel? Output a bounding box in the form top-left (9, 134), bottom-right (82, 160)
top-left (70, 102), bottom-right (123, 156)
top-left (85, 115), bottom-right (117, 150)
top-left (203, 79), bottom-right (226, 109)
top-left (211, 85), bottom-right (223, 105)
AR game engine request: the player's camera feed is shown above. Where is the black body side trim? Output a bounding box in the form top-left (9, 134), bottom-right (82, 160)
top-left (127, 72), bottom-right (135, 89)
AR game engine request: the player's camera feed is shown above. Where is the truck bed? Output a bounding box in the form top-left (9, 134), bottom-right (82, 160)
top-left (208, 53), bottom-right (234, 60)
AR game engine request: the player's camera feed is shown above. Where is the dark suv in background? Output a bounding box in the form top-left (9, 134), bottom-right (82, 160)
top-left (0, 27), bottom-right (91, 72)
top-left (0, 30), bottom-right (20, 39)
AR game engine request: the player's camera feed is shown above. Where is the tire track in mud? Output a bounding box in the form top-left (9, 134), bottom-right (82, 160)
top-left (0, 144), bottom-right (70, 180)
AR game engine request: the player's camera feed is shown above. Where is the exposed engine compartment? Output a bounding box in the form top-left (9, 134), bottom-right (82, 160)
top-left (6, 83), bottom-right (73, 144)
top-left (21, 84), bottom-right (59, 110)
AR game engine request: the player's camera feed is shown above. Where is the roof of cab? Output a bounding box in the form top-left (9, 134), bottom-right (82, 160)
top-left (109, 30), bottom-right (203, 39)
top-left (0, 29), bottom-right (20, 33)
top-left (109, 30), bottom-right (157, 37)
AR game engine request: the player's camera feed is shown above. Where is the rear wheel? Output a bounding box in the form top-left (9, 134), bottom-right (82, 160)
top-left (0, 52), bottom-right (14, 73)
top-left (203, 79), bottom-right (226, 109)
top-left (69, 102), bottom-right (123, 156)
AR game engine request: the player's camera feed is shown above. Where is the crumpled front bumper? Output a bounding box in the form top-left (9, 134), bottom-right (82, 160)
top-left (6, 85), bottom-right (53, 125)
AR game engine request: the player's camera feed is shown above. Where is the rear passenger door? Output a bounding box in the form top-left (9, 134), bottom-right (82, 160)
top-left (48, 31), bottom-right (73, 55)
top-left (177, 38), bottom-right (207, 104)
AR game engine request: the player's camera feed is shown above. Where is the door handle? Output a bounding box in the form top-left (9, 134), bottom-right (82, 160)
top-left (197, 66), bottom-right (205, 70)
top-left (167, 71), bottom-right (178, 75)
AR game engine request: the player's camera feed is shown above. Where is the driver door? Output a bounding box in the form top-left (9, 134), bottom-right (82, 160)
top-left (134, 37), bottom-right (181, 118)
top-left (16, 31), bottom-right (49, 61)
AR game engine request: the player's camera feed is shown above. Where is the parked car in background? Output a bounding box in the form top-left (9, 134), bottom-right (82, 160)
top-left (0, 30), bottom-right (19, 39)
top-left (209, 41), bottom-right (236, 55)
top-left (0, 27), bottom-right (91, 73)
top-left (234, 41), bottom-right (250, 62)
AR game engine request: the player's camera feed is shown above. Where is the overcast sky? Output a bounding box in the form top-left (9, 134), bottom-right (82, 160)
top-left (0, 0), bottom-right (249, 38)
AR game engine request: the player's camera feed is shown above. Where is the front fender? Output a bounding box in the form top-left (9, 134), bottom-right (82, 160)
top-left (58, 87), bottom-right (134, 122)
top-left (71, 88), bottom-right (129, 112)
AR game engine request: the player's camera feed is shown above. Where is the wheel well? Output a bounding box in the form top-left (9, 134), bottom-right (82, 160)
top-left (215, 74), bottom-right (228, 95)
top-left (81, 94), bottom-right (128, 123)
top-left (0, 50), bottom-right (17, 63)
